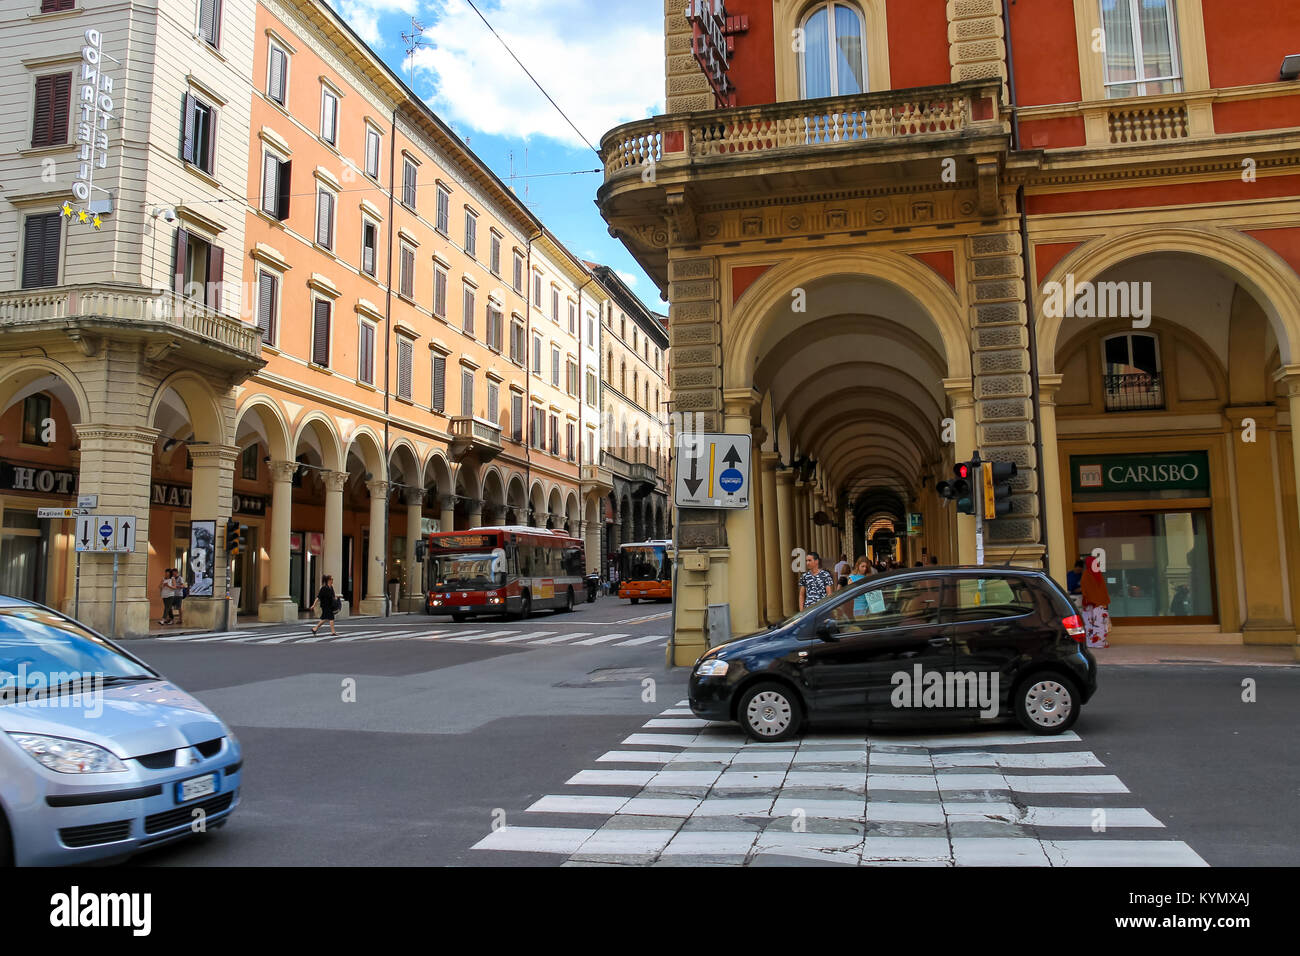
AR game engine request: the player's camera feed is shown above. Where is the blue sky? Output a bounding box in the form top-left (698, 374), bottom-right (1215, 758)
top-left (326, 0), bottom-right (665, 311)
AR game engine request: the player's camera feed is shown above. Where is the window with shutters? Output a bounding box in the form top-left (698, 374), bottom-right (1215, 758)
top-left (399, 243), bottom-right (415, 299)
top-left (41, 0), bottom-right (77, 11)
top-left (311, 298), bottom-right (332, 368)
top-left (315, 187), bottom-right (335, 250)
top-left (260, 151), bottom-right (290, 220)
top-left (487, 382), bottom-right (499, 424)
top-left (255, 270), bottom-right (278, 344)
top-left (550, 287), bottom-right (560, 323)
top-left (486, 306), bottom-right (503, 352)
top-left (320, 86), bottom-right (338, 145)
top-left (549, 415), bottom-right (559, 455)
top-left (267, 44), bottom-right (288, 105)
top-left (509, 319), bottom-right (524, 365)
top-left (531, 408), bottom-right (545, 449)
top-left (364, 126), bottom-right (381, 179)
top-left (462, 285), bottom-right (475, 335)
top-left (587, 314), bottom-right (595, 347)
top-left (567, 300), bottom-right (576, 335)
top-left (532, 271), bottom-right (542, 307)
top-left (22, 394), bottom-right (52, 447)
top-left (180, 93), bottom-right (216, 176)
top-left (172, 229), bottom-right (224, 310)
top-left (197, 0), bottom-right (222, 49)
top-left (435, 184), bottom-right (450, 234)
top-left (566, 359), bottom-right (578, 396)
top-left (357, 321), bottom-right (375, 385)
top-left (361, 219), bottom-right (378, 277)
top-left (532, 333), bottom-right (542, 374)
top-left (31, 73), bottom-right (71, 148)
top-left (586, 430), bottom-right (595, 466)
top-left (460, 369), bottom-right (474, 417)
top-left (490, 233), bottom-right (501, 276)
top-left (431, 354), bottom-right (447, 412)
top-left (20, 212), bottom-right (62, 289)
top-left (511, 393), bottom-right (523, 441)
top-left (464, 208), bottom-right (477, 258)
top-left (433, 265), bottom-right (447, 318)
top-left (586, 371), bottom-right (597, 407)
top-left (397, 337), bottom-right (413, 400)
top-left (513, 252), bottom-right (524, 293)
top-left (402, 158), bottom-right (418, 209)
top-left (566, 423), bottom-right (576, 462)
top-left (551, 346), bottom-right (561, 387)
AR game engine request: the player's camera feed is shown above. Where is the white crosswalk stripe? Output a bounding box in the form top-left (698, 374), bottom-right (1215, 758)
top-left (147, 624), bottom-right (669, 648)
top-left (569, 633), bottom-right (630, 646)
top-left (472, 707), bottom-right (1209, 866)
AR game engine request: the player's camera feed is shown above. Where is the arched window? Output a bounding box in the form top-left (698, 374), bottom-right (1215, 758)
top-left (800, 2), bottom-right (867, 98)
top-left (620, 361), bottom-right (626, 395)
top-left (1102, 331), bottom-right (1163, 411)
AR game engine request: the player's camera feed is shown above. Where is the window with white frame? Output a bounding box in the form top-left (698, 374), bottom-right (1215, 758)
top-left (397, 336), bottom-right (414, 400)
top-left (320, 85), bottom-right (338, 145)
top-left (1099, 0), bottom-right (1182, 97)
top-left (435, 184), bottom-right (450, 234)
top-left (364, 126), bottom-right (381, 179)
top-left (361, 218), bottom-right (378, 277)
top-left (260, 150), bottom-right (290, 220)
top-left (255, 269), bottom-right (279, 344)
top-left (433, 263), bottom-right (447, 318)
top-left (180, 92), bottom-right (216, 176)
top-left (1102, 331), bottom-right (1164, 411)
top-left (464, 208), bottom-right (477, 258)
top-left (315, 186), bottom-right (335, 249)
top-left (800, 2), bottom-right (866, 98)
top-left (550, 286), bottom-right (560, 323)
top-left (357, 320), bottom-right (376, 385)
top-left (266, 43), bottom-right (288, 105)
top-left (197, 0), bottom-right (222, 49)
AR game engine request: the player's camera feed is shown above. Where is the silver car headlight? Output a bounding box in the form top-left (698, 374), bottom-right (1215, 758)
top-left (695, 658), bottom-right (729, 677)
top-left (9, 733), bottom-right (128, 773)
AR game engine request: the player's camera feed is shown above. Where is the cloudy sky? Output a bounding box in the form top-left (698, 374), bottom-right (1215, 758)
top-left (327, 0), bottom-right (663, 306)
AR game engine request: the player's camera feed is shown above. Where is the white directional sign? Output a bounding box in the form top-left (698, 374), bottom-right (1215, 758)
top-left (674, 432), bottom-right (752, 509)
top-left (77, 494), bottom-right (99, 510)
top-left (76, 514), bottom-right (138, 553)
top-left (75, 514), bottom-right (96, 553)
top-left (37, 507), bottom-right (89, 519)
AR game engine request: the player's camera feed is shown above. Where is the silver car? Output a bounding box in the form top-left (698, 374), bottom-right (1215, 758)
top-left (0, 596), bottom-right (242, 865)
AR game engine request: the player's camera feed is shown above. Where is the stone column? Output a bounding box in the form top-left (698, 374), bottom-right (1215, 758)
top-left (1281, 368), bottom-right (1300, 659)
top-left (1037, 375), bottom-right (1069, 583)
top-left (73, 423), bottom-right (158, 637)
top-left (404, 487), bottom-right (424, 611)
top-left (585, 497), bottom-right (602, 575)
top-left (359, 479), bottom-right (389, 616)
top-left (944, 377), bottom-right (979, 565)
top-left (259, 459), bottom-right (298, 622)
top-left (760, 452), bottom-right (783, 624)
top-left (323, 470), bottom-right (347, 615)
top-left (183, 444), bottom-right (239, 631)
top-left (722, 388), bottom-right (762, 636)
top-left (794, 482), bottom-right (810, 553)
top-left (775, 466), bottom-right (797, 616)
top-left (467, 499), bottom-right (483, 529)
top-left (439, 493), bottom-right (456, 533)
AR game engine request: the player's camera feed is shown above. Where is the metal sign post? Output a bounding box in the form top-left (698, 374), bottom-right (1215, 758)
top-left (974, 462), bottom-right (985, 567)
top-left (110, 551), bottom-right (119, 637)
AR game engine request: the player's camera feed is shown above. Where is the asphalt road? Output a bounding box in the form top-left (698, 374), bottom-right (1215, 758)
top-left (118, 604), bottom-right (1300, 866)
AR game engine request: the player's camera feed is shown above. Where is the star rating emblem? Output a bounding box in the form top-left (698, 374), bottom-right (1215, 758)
top-left (91, 215), bottom-right (102, 229)
top-left (77, 209), bottom-right (88, 223)
top-left (62, 202), bottom-right (73, 218)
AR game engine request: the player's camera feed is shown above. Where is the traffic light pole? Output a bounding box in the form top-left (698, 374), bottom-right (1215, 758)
top-left (974, 462), bottom-right (985, 568)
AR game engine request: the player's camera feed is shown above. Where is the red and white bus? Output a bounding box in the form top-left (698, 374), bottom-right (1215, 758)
top-left (422, 526), bottom-right (585, 621)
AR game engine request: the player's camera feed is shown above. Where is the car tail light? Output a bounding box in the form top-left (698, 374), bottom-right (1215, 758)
top-left (1062, 614), bottom-right (1085, 642)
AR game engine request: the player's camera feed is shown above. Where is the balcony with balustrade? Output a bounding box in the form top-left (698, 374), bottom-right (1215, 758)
top-left (0, 283), bottom-right (264, 372)
top-left (449, 416), bottom-right (504, 462)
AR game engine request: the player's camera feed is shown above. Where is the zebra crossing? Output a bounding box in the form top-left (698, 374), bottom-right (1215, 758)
top-left (472, 705), bottom-right (1208, 866)
top-left (151, 622), bottom-right (669, 649)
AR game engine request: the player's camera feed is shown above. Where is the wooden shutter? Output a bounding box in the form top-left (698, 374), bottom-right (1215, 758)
top-left (316, 189), bottom-right (332, 248)
top-left (269, 47), bottom-right (286, 103)
top-left (43, 0), bottom-right (77, 11)
top-left (172, 228), bottom-right (189, 295)
top-left (462, 287), bottom-right (474, 334)
top-left (356, 323), bottom-right (371, 383)
top-left (206, 245), bottom-right (224, 310)
top-left (398, 338), bottom-right (413, 399)
top-left (257, 271), bottom-right (277, 342)
top-left (511, 394), bottom-right (523, 441)
top-left (400, 246), bottom-right (414, 298)
top-left (567, 423), bottom-right (575, 461)
top-left (487, 383), bottom-right (499, 423)
top-left (32, 74), bottom-right (70, 148)
top-left (362, 222), bottom-right (375, 275)
top-left (322, 90), bottom-right (336, 142)
top-left (180, 93), bottom-right (195, 163)
top-left (275, 159), bottom-right (291, 220)
top-left (21, 213), bottom-right (60, 289)
top-left (431, 354), bottom-right (446, 411)
top-left (312, 299), bottom-right (331, 367)
top-left (434, 267), bottom-right (446, 317)
top-left (199, 0), bottom-right (216, 46)
top-left (261, 153), bottom-right (278, 215)
top-left (403, 161), bottom-right (416, 208)
top-left (461, 370), bottom-right (473, 417)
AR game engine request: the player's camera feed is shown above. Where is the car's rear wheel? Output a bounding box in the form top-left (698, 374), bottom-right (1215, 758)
top-left (630, 597), bottom-right (639, 604)
top-left (1014, 672), bottom-right (1081, 735)
top-left (556, 588), bottom-right (574, 613)
top-left (518, 592), bottom-right (532, 620)
top-left (738, 682), bottom-right (803, 742)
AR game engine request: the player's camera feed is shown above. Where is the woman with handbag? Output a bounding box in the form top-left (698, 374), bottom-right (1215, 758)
top-left (311, 574), bottom-right (339, 636)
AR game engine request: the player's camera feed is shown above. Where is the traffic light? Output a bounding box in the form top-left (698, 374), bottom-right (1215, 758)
top-left (984, 460), bottom-right (1018, 519)
top-left (936, 460), bottom-right (976, 515)
top-left (225, 518), bottom-right (245, 557)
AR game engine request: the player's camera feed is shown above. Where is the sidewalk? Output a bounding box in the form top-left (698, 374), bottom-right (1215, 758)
top-left (1093, 643), bottom-right (1299, 667)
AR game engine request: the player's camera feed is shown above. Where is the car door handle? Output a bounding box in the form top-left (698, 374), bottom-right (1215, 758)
top-left (927, 637), bottom-right (950, 647)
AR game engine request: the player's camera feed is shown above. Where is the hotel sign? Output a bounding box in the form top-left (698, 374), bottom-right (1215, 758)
top-left (0, 461), bottom-right (264, 515)
top-left (685, 1), bottom-right (748, 108)
top-left (1072, 452), bottom-right (1209, 495)
top-left (66, 28), bottom-right (121, 220)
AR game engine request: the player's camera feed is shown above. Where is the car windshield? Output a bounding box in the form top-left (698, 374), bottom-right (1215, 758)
top-left (620, 546), bottom-right (669, 582)
top-left (431, 554), bottom-right (503, 589)
top-left (0, 607), bottom-right (155, 705)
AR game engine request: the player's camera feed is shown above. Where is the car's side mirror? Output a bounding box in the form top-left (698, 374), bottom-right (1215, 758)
top-left (817, 619), bottom-right (840, 642)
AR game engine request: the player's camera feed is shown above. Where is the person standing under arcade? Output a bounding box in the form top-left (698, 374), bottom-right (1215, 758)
top-left (1081, 555), bottom-right (1112, 649)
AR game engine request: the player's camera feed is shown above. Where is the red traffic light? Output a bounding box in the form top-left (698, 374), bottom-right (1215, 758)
top-left (955, 463), bottom-right (969, 479)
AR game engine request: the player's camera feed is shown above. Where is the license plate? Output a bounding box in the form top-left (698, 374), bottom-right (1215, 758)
top-left (176, 773), bottom-right (217, 803)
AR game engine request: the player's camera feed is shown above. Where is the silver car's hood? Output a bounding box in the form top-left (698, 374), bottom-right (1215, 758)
top-left (0, 679), bottom-right (227, 758)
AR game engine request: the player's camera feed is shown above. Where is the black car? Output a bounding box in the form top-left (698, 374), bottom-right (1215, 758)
top-left (689, 567), bottom-right (1097, 741)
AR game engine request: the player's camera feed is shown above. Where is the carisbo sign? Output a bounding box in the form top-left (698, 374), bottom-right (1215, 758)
top-left (1071, 452), bottom-right (1210, 495)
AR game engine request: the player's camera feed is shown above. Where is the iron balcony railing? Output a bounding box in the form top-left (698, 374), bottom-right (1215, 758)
top-left (1103, 372), bottom-right (1164, 411)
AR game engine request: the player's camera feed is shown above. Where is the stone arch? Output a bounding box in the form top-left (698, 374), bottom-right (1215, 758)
top-left (148, 370), bottom-right (227, 446)
top-left (387, 439), bottom-right (421, 483)
top-left (481, 467), bottom-right (507, 524)
top-left (564, 490), bottom-right (580, 533)
top-left (292, 412), bottom-right (344, 473)
top-left (725, 249), bottom-right (972, 390)
top-left (0, 357), bottom-right (91, 427)
top-left (343, 426), bottom-right (387, 481)
top-left (1036, 226), bottom-right (1300, 372)
top-left (529, 480), bottom-right (546, 525)
top-left (234, 394), bottom-right (292, 462)
top-left (547, 486), bottom-right (563, 528)
top-left (506, 472), bottom-right (528, 523)
top-left (424, 451), bottom-right (452, 499)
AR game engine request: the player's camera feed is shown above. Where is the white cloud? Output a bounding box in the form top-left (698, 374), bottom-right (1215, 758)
top-left (410, 0), bottom-right (662, 149)
top-left (615, 269), bottom-right (639, 289)
top-left (329, 0), bottom-right (421, 49)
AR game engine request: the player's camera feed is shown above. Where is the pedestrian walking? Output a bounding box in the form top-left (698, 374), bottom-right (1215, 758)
top-left (848, 555), bottom-right (875, 618)
top-left (311, 574), bottom-right (339, 637)
top-left (833, 553), bottom-right (850, 581)
top-left (1080, 556), bottom-right (1111, 648)
top-left (797, 551), bottom-right (836, 609)
top-left (159, 569), bottom-right (177, 625)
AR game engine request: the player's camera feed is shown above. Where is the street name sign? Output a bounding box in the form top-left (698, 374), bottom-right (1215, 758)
top-left (37, 507), bottom-right (89, 519)
top-left (675, 432), bottom-right (752, 509)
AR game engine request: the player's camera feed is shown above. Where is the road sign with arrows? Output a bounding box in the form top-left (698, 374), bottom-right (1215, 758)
top-left (75, 514), bottom-right (138, 553)
top-left (674, 432), bottom-right (752, 509)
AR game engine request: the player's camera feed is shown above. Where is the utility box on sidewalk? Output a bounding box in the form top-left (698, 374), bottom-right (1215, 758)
top-left (707, 604), bottom-right (731, 647)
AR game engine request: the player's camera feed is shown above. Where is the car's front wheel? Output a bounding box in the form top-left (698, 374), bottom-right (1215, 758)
top-left (0, 807), bottom-right (13, 867)
top-left (1014, 672), bottom-right (1081, 735)
top-left (738, 682), bottom-right (803, 742)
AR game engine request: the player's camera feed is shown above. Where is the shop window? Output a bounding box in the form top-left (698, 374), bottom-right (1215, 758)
top-left (800, 2), bottom-right (867, 98)
top-left (1075, 510), bottom-right (1215, 621)
top-left (22, 393), bottom-right (52, 446)
top-left (1102, 332), bottom-right (1163, 411)
top-left (1099, 0), bottom-right (1182, 98)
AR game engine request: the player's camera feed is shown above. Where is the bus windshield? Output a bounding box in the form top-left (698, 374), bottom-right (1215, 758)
top-left (621, 546), bottom-right (670, 583)
top-left (431, 554), bottom-right (504, 589)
